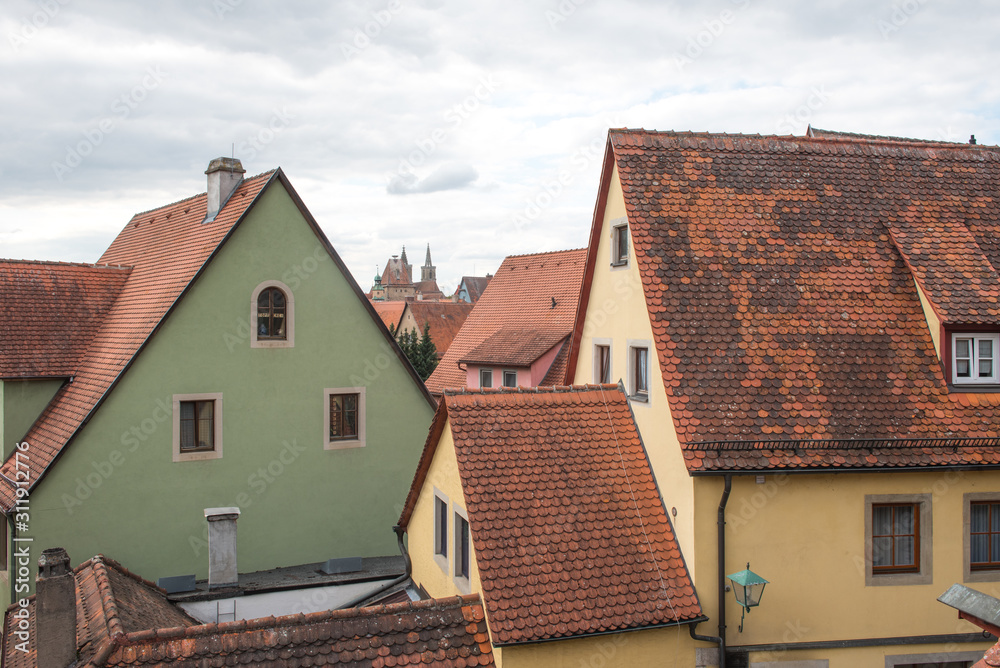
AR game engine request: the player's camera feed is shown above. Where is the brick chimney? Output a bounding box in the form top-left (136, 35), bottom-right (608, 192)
top-left (36, 547), bottom-right (76, 668)
top-left (204, 157), bottom-right (245, 223)
top-left (204, 507), bottom-right (240, 588)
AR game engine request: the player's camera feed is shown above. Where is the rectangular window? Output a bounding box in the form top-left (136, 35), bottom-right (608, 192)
top-left (329, 393), bottom-right (359, 441)
top-left (434, 495), bottom-right (448, 558)
top-left (630, 346), bottom-right (649, 399)
top-left (612, 222), bottom-right (629, 266)
top-left (872, 503), bottom-right (919, 573)
top-left (952, 333), bottom-right (1000, 384)
top-left (596, 344), bottom-right (611, 384)
top-left (455, 513), bottom-right (470, 581)
top-left (179, 400), bottom-right (215, 452)
top-left (324, 387), bottom-right (366, 450)
top-left (865, 494), bottom-right (932, 586)
top-left (970, 501), bottom-right (1000, 571)
top-left (172, 393), bottom-right (224, 462)
top-left (502, 370), bottom-right (517, 388)
top-left (479, 368), bottom-right (493, 388)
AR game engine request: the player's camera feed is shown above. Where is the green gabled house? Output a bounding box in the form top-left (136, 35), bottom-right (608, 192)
top-left (0, 158), bottom-right (436, 607)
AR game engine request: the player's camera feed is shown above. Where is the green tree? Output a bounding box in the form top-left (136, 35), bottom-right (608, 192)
top-left (398, 323), bottom-right (437, 381)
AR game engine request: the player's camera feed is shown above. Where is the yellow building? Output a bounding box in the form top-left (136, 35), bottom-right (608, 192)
top-left (568, 128), bottom-right (1000, 667)
top-left (399, 385), bottom-right (705, 667)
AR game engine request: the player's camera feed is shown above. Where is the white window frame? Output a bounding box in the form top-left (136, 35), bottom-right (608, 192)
top-left (250, 280), bottom-right (295, 349)
top-left (610, 217), bottom-right (629, 267)
top-left (433, 488), bottom-right (449, 574)
top-left (479, 368), bottom-right (493, 389)
top-left (593, 338), bottom-right (612, 384)
top-left (864, 493), bottom-right (932, 586)
top-left (627, 340), bottom-right (651, 402)
top-left (952, 332), bottom-right (999, 385)
top-left (172, 393), bottom-right (224, 462)
top-left (502, 370), bottom-right (518, 388)
top-left (323, 387), bottom-right (366, 450)
top-left (453, 505), bottom-right (471, 594)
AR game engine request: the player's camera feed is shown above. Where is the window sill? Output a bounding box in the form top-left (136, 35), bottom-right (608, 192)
top-left (174, 449), bottom-right (223, 463)
top-left (866, 570), bottom-right (932, 586)
top-left (610, 261), bottom-right (629, 268)
top-left (433, 553), bottom-right (449, 575)
top-left (453, 574), bottom-right (471, 595)
top-left (630, 393), bottom-right (649, 403)
top-left (948, 384), bottom-right (1000, 393)
top-left (324, 439), bottom-right (366, 451)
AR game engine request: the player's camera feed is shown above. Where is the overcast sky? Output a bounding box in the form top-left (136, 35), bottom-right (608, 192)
top-left (2, 1), bottom-right (998, 295)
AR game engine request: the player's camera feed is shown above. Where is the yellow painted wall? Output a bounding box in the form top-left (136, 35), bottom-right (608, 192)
top-left (498, 625), bottom-right (696, 668)
top-left (407, 418), bottom-right (483, 600)
top-left (572, 163), bottom-right (697, 572)
top-left (692, 471), bottom-right (999, 665)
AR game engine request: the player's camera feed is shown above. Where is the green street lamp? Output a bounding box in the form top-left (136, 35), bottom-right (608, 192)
top-left (727, 563), bottom-right (768, 632)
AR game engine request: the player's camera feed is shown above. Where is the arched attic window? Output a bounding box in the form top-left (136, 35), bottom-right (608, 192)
top-left (250, 281), bottom-right (295, 348)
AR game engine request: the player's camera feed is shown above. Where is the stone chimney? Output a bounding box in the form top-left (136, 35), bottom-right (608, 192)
top-left (36, 547), bottom-right (76, 668)
top-left (204, 507), bottom-right (240, 588)
top-left (204, 157), bottom-right (245, 223)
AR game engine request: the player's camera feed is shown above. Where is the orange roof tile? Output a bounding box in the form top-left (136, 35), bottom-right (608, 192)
top-left (4, 555), bottom-right (494, 667)
top-left (459, 326), bottom-right (566, 367)
top-left (400, 385), bottom-right (702, 645)
top-left (0, 172), bottom-right (276, 510)
top-left (399, 301), bottom-right (474, 358)
top-left (427, 249), bottom-right (586, 393)
top-left (371, 299), bottom-right (408, 330)
top-left (0, 261), bottom-right (130, 379)
top-left (580, 129), bottom-right (1000, 471)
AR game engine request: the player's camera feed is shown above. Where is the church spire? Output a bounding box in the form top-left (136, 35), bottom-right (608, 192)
top-left (425, 243), bottom-right (432, 266)
top-left (421, 243), bottom-right (437, 282)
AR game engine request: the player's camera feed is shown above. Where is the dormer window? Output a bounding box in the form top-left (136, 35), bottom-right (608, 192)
top-left (611, 221), bottom-right (629, 267)
top-left (952, 333), bottom-right (999, 385)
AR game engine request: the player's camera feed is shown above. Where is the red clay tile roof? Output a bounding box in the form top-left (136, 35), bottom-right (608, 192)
top-left (399, 301), bottom-right (474, 358)
top-left (585, 129), bottom-right (1000, 471)
top-left (400, 385), bottom-right (702, 645)
top-left (371, 300), bottom-right (408, 331)
top-left (4, 557), bottom-right (494, 667)
top-left (0, 261), bottom-right (130, 379)
top-left (0, 171), bottom-right (276, 510)
top-left (459, 327), bottom-right (566, 367)
top-left (3, 555), bottom-right (198, 668)
top-left (381, 256), bottom-right (412, 286)
top-left (426, 250), bottom-right (586, 393)
top-left (975, 640), bottom-right (1000, 668)
top-left (456, 276), bottom-right (492, 303)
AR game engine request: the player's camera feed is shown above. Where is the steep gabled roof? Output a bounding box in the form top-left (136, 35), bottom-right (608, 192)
top-left (4, 556), bottom-right (494, 667)
top-left (399, 301), bottom-right (474, 358)
top-left (0, 261), bottom-right (130, 379)
top-left (399, 385), bottom-right (702, 645)
top-left (574, 129), bottom-right (1000, 471)
top-left (371, 299), bottom-right (408, 330)
top-left (456, 276), bottom-right (492, 303)
top-left (0, 168), bottom-right (434, 511)
top-left (381, 256), bottom-right (413, 286)
top-left (426, 249), bottom-right (586, 392)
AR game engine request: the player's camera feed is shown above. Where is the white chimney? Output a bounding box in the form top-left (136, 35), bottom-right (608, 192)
top-left (204, 157), bottom-right (245, 223)
top-left (36, 547), bottom-right (76, 668)
top-left (204, 507), bottom-right (240, 588)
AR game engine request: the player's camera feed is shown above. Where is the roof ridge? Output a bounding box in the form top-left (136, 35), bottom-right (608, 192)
top-left (129, 169), bottom-right (278, 219)
top-left (86, 555), bottom-right (127, 640)
top-left (505, 247), bottom-right (587, 260)
top-left (0, 259), bottom-right (131, 270)
top-left (442, 383), bottom-right (619, 396)
top-left (113, 593), bottom-right (482, 648)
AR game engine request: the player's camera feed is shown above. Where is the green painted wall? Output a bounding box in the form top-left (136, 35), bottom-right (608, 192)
top-left (18, 181), bottom-right (435, 594)
top-left (1, 379), bottom-right (64, 459)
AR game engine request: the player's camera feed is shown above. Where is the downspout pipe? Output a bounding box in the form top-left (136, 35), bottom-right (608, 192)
top-left (345, 525), bottom-right (412, 609)
top-left (718, 474), bottom-right (734, 668)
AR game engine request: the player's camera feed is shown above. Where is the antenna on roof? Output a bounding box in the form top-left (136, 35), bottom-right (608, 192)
top-left (232, 142), bottom-right (235, 158)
